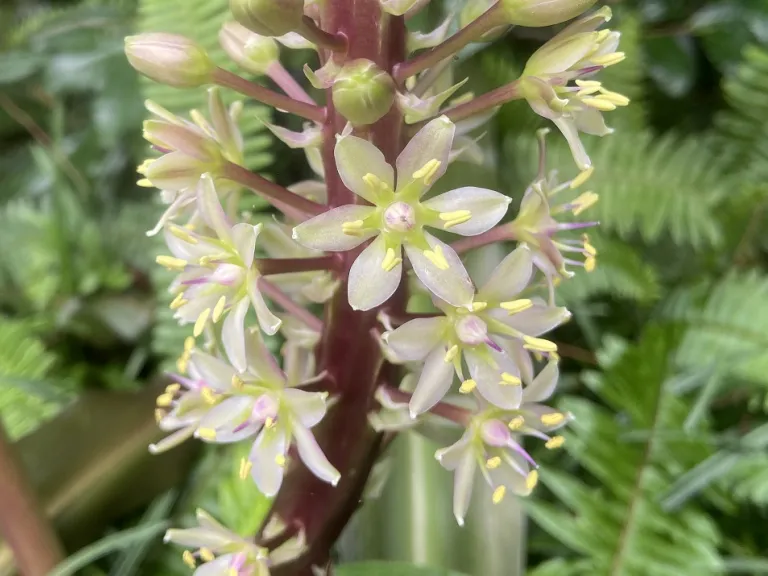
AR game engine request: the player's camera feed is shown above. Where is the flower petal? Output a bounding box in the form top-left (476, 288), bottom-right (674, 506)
top-left (435, 429), bottom-right (473, 470)
top-left (194, 555), bottom-right (236, 576)
top-left (291, 205), bottom-right (377, 251)
top-left (452, 449), bottom-right (476, 526)
top-left (283, 388), bottom-right (327, 428)
top-left (231, 222), bottom-right (259, 268)
top-left (348, 235), bottom-right (403, 311)
top-left (189, 351), bottom-right (236, 391)
top-left (249, 427), bottom-right (287, 497)
top-left (264, 121), bottom-right (322, 149)
top-left (221, 297), bottom-right (250, 373)
top-left (553, 116), bottom-right (591, 170)
top-left (478, 244), bottom-right (534, 303)
top-left (245, 330), bottom-right (286, 385)
top-left (148, 425), bottom-right (196, 454)
top-left (404, 232), bottom-right (474, 309)
top-left (574, 107), bottom-right (612, 136)
top-left (335, 134), bottom-right (394, 204)
top-left (248, 281), bottom-right (283, 336)
top-left (384, 317), bottom-right (448, 362)
top-left (424, 187), bottom-right (510, 236)
top-left (505, 304), bottom-right (571, 336)
top-left (522, 361), bottom-right (560, 403)
top-left (164, 528), bottom-right (232, 551)
top-left (198, 396), bottom-right (261, 443)
top-left (409, 346), bottom-right (456, 416)
top-left (292, 422), bottom-right (340, 486)
top-left (464, 349), bottom-right (523, 410)
top-left (197, 174), bottom-right (232, 243)
top-left (396, 116), bottom-right (454, 196)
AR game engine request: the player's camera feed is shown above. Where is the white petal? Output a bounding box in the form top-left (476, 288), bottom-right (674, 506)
top-left (424, 187), bottom-right (510, 236)
top-left (574, 107), bottom-right (612, 136)
top-left (503, 339), bottom-right (534, 385)
top-left (189, 351), bottom-right (236, 391)
top-left (335, 134), bottom-right (394, 204)
top-left (148, 425), bottom-right (196, 454)
top-left (164, 528), bottom-right (232, 550)
top-left (522, 361), bottom-right (560, 403)
top-left (248, 280), bottom-right (282, 335)
top-left (197, 174), bottom-right (232, 243)
top-left (396, 116), bottom-right (454, 196)
top-left (553, 116), bottom-right (591, 171)
top-left (198, 396), bottom-right (258, 443)
top-left (283, 388), bottom-right (327, 428)
top-left (477, 245), bottom-right (534, 303)
top-left (404, 232), bottom-right (474, 309)
top-left (348, 235), bottom-right (403, 311)
top-left (409, 346), bottom-right (455, 416)
top-left (464, 349), bottom-right (522, 410)
top-left (221, 297), bottom-right (249, 373)
top-left (291, 205), bottom-right (377, 251)
top-left (231, 222), bottom-right (259, 268)
top-left (453, 450), bottom-right (477, 526)
top-left (384, 317), bottom-right (448, 362)
top-left (264, 121), bottom-right (322, 149)
top-left (292, 422), bottom-right (340, 486)
top-left (506, 305), bottom-right (571, 336)
top-left (435, 429), bottom-right (473, 470)
top-left (194, 555), bottom-right (235, 576)
top-left (244, 330), bottom-right (286, 385)
top-left (249, 427), bottom-right (287, 497)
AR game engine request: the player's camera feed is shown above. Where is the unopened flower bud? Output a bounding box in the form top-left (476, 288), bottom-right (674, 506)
top-left (498, 0), bottom-right (597, 27)
top-left (332, 60), bottom-right (395, 126)
top-left (219, 21), bottom-right (279, 76)
top-left (125, 33), bottom-right (214, 88)
top-left (229, 0), bottom-right (305, 37)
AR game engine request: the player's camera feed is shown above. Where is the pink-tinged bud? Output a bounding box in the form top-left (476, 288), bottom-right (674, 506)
top-left (124, 33), bottom-right (214, 88)
top-left (219, 21), bottom-right (280, 76)
top-left (498, 0), bottom-right (597, 27)
top-left (229, 0), bottom-right (305, 37)
top-left (332, 60), bottom-right (395, 126)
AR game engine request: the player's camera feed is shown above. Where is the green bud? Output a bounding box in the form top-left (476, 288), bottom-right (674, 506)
top-left (498, 0), bottom-right (597, 27)
top-left (229, 0), bottom-right (305, 37)
top-left (332, 60), bottom-right (395, 126)
top-left (219, 21), bottom-right (279, 76)
top-left (460, 0), bottom-right (507, 42)
top-left (125, 34), bottom-right (214, 88)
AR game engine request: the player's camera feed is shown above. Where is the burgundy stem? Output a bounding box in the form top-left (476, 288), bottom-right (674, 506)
top-left (392, 3), bottom-right (504, 84)
top-left (212, 68), bottom-right (326, 123)
top-left (267, 62), bottom-right (317, 105)
top-left (256, 256), bottom-right (339, 276)
top-left (383, 387), bottom-right (470, 424)
top-left (451, 224), bottom-right (517, 254)
top-left (221, 162), bottom-right (325, 220)
top-left (440, 79), bottom-right (522, 124)
top-left (258, 278), bottom-right (324, 333)
top-left (298, 16), bottom-right (348, 53)
top-left (0, 425), bottom-right (64, 576)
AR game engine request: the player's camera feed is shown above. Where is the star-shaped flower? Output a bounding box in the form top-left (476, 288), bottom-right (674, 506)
top-left (292, 116), bottom-right (511, 310)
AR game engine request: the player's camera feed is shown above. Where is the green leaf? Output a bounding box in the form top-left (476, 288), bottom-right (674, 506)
top-left (0, 52), bottom-right (44, 84)
top-left (645, 36), bottom-right (697, 98)
top-left (336, 562), bottom-right (469, 576)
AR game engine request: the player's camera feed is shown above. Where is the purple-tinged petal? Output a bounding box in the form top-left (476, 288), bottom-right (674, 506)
top-left (464, 349), bottom-right (522, 410)
top-left (292, 422), bottom-right (340, 486)
top-left (348, 235), bottom-right (403, 311)
top-left (478, 244), bottom-right (534, 303)
top-left (264, 122), bottom-right (322, 149)
top-left (249, 427), bottom-right (287, 497)
top-left (283, 388), bottom-right (327, 428)
top-left (384, 317), bottom-right (448, 362)
top-left (292, 205), bottom-right (377, 251)
top-left (404, 232), bottom-right (474, 309)
top-left (335, 134), bottom-right (394, 204)
top-left (409, 346), bottom-right (456, 417)
top-left (197, 174), bottom-right (233, 243)
top-left (188, 350), bottom-right (236, 391)
top-left (424, 187), bottom-right (510, 236)
top-left (193, 555), bottom-right (234, 576)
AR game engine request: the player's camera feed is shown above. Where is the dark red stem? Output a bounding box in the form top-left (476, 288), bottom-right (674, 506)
top-left (440, 79), bottom-right (522, 123)
top-left (212, 68), bottom-right (326, 123)
top-left (258, 278), bottom-right (324, 333)
top-left (451, 224), bottom-right (517, 254)
top-left (256, 256), bottom-right (339, 276)
top-left (382, 387), bottom-right (470, 424)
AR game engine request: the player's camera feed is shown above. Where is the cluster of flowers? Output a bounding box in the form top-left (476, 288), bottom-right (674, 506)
top-left (125, 0), bottom-right (625, 572)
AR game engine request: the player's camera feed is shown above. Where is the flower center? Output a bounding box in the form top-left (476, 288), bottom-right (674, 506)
top-left (481, 419), bottom-right (512, 447)
top-left (455, 315), bottom-right (489, 346)
top-left (251, 394), bottom-right (279, 424)
top-left (383, 201), bottom-right (416, 232)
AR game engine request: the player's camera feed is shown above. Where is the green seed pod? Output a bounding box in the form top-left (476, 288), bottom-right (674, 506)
top-left (229, 0), bottom-right (305, 37)
top-left (332, 60), bottom-right (395, 126)
top-left (124, 33), bottom-right (214, 88)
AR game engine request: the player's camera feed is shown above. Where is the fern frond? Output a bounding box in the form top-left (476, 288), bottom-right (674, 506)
top-left (137, 0), bottom-right (273, 171)
top-left (527, 326), bottom-right (722, 575)
top-left (507, 131), bottom-right (727, 248)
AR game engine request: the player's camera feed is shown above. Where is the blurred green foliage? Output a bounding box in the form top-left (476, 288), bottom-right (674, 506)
top-left (2, 0), bottom-right (768, 575)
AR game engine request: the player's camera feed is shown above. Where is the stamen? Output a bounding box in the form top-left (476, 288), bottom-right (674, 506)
top-left (201, 387), bottom-right (218, 405)
top-left (572, 191), bottom-right (599, 215)
top-left (592, 52), bottom-right (626, 66)
top-left (176, 355), bottom-right (189, 374)
top-left (193, 308), bottom-right (211, 337)
top-left (412, 159), bottom-right (442, 185)
top-left (541, 413), bottom-right (565, 426)
top-left (585, 256), bottom-right (596, 272)
top-left (570, 166), bottom-right (594, 189)
top-left (423, 245), bottom-right (449, 270)
top-left (362, 173), bottom-right (388, 198)
top-left (231, 374), bottom-right (244, 389)
top-left (381, 248), bottom-right (403, 272)
top-left (156, 255), bottom-right (188, 271)
top-left (169, 225), bottom-right (198, 244)
top-left (212, 296), bottom-right (227, 323)
top-left (471, 301), bottom-right (488, 312)
top-left (546, 436), bottom-right (565, 450)
top-left (439, 209), bottom-right (472, 229)
top-left (182, 550), bottom-right (197, 568)
top-left (582, 234), bottom-right (597, 256)
top-left (156, 393), bottom-right (174, 407)
top-left (239, 457), bottom-right (253, 480)
top-left (169, 293), bottom-right (188, 310)
top-left (500, 372), bottom-right (522, 386)
top-left (199, 548), bottom-right (215, 562)
top-left (575, 80), bottom-right (601, 89)
top-left (582, 97), bottom-right (616, 112)
top-left (523, 336), bottom-right (558, 353)
top-left (197, 428), bottom-right (217, 440)
top-left (264, 416), bottom-right (276, 429)
top-left (508, 416), bottom-right (525, 430)
top-left (137, 178), bottom-right (153, 187)
top-left (275, 453), bottom-right (287, 467)
top-left (500, 299), bottom-right (533, 314)
top-left (486, 456), bottom-right (502, 469)
top-left (492, 485), bottom-right (506, 504)
top-left (444, 344), bottom-right (459, 363)
top-left (137, 159), bottom-right (153, 174)
top-left (598, 90), bottom-right (630, 106)
top-left (184, 336), bottom-right (195, 352)
top-left (342, 220), bottom-right (365, 236)
top-left (459, 379), bottom-right (477, 394)
top-left (166, 383), bottom-right (181, 394)
top-left (154, 408), bottom-right (165, 423)
top-left (526, 470), bottom-right (539, 491)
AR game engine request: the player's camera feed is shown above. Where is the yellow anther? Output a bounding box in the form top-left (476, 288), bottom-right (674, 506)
top-left (137, 159), bottom-right (153, 174)
top-left (342, 220), bottom-right (365, 237)
top-left (486, 456), bottom-right (502, 470)
top-left (576, 85), bottom-right (602, 97)
top-left (362, 173), bottom-right (388, 196)
top-left (412, 159), bottom-right (442, 185)
top-left (169, 225), bottom-right (199, 244)
top-left (156, 255), bottom-right (188, 271)
top-left (231, 374), bottom-right (244, 389)
top-left (592, 52), bottom-right (626, 66)
top-left (582, 97), bottom-right (617, 112)
top-left (154, 408), bottom-right (165, 423)
top-left (442, 215), bottom-right (473, 229)
top-left (199, 548), bottom-right (215, 562)
top-left (582, 234), bottom-right (597, 256)
top-left (526, 470), bottom-right (539, 492)
top-left (275, 453), bottom-right (287, 467)
top-left (541, 413), bottom-right (565, 426)
top-left (500, 299), bottom-right (533, 314)
top-left (443, 344), bottom-right (459, 363)
top-left (265, 416), bottom-right (276, 429)
top-left (193, 308), bottom-right (211, 337)
top-left (585, 256), bottom-right (596, 272)
top-left (570, 166), bottom-right (594, 189)
top-left (509, 416), bottom-right (525, 430)
top-left (169, 293), bottom-right (188, 310)
top-left (201, 386), bottom-right (218, 405)
top-left (198, 253), bottom-right (230, 266)
top-left (598, 90), bottom-right (630, 106)
top-left (500, 372), bottom-right (522, 386)
top-left (523, 336), bottom-right (558, 353)
top-left (156, 393), bottom-right (174, 407)
top-left (575, 80), bottom-right (601, 89)
top-left (439, 210), bottom-right (471, 222)
top-left (572, 191), bottom-right (599, 215)
top-left (492, 485), bottom-right (506, 504)
top-left (459, 379), bottom-right (477, 394)
top-left (239, 457), bottom-right (253, 480)
top-left (212, 296), bottom-right (227, 323)
top-left (137, 178), bottom-right (154, 187)
top-left (227, 569), bottom-right (238, 576)
top-left (381, 247), bottom-right (402, 272)
top-left (182, 550), bottom-right (197, 568)
top-left (165, 383), bottom-right (181, 394)
top-left (423, 245), bottom-right (449, 270)
top-left (471, 301), bottom-right (488, 312)
top-left (197, 428), bottom-right (217, 440)
top-left (184, 336), bottom-right (195, 352)
top-left (176, 356), bottom-right (188, 374)
top-left (595, 29), bottom-right (611, 43)
top-left (546, 435), bottom-right (565, 450)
